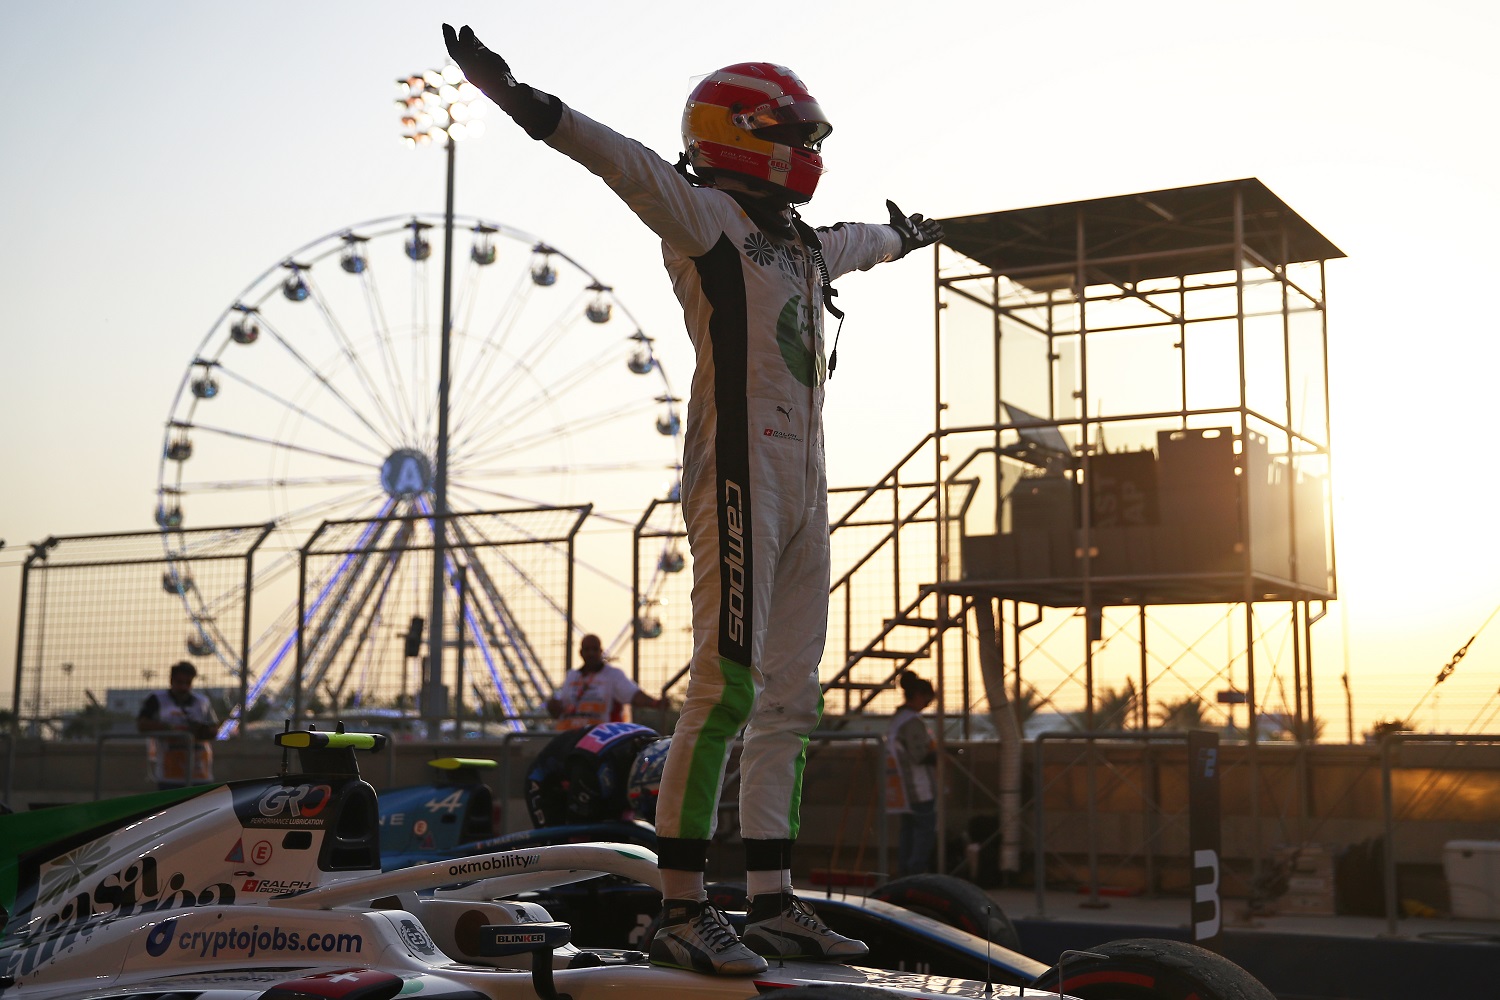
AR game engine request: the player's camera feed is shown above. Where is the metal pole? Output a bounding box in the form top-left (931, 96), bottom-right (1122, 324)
top-left (239, 524), bottom-right (272, 733)
top-left (1245, 601), bottom-right (1260, 881)
top-left (425, 137), bottom-right (457, 731)
top-left (567, 510), bottom-right (578, 678)
top-left (241, 547), bottom-right (253, 728)
top-left (930, 229), bottom-right (947, 873)
top-left (8, 550), bottom-right (38, 805)
top-left (934, 590), bottom-right (947, 874)
top-left (1381, 733), bottom-right (1399, 935)
top-left (455, 563), bottom-right (467, 732)
top-left (1143, 741), bottom-right (1158, 895)
top-left (1033, 734), bottom-right (1047, 916)
top-left (12, 551), bottom-right (35, 731)
top-left (567, 504), bottom-right (588, 680)
top-left (1073, 205), bottom-right (1106, 911)
top-left (1076, 204), bottom-right (1095, 733)
top-left (1139, 606), bottom-right (1149, 730)
top-left (878, 733), bottom-right (889, 879)
top-left (1083, 738), bottom-right (1104, 908)
top-left (1319, 257), bottom-right (1340, 603)
top-left (631, 501), bottom-right (648, 684)
top-left (295, 541), bottom-right (309, 726)
top-left (1232, 183), bottom-right (1263, 886)
top-left (1307, 601), bottom-right (1328, 743)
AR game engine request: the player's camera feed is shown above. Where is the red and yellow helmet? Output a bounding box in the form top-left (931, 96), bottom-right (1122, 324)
top-left (682, 62), bottom-right (831, 204)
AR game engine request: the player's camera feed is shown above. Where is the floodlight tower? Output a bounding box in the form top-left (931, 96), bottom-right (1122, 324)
top-left (396, 64), bottom-right (486, 731)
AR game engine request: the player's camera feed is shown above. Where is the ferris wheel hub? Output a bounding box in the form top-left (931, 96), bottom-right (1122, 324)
top-left (381, 448), bottom-right (435, 499)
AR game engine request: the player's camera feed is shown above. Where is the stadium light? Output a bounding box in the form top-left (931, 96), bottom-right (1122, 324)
top-left (396, 60), bottom-right (485, 732)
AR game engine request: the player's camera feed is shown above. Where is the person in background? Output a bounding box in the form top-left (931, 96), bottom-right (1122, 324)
top-left (137, 660), bottom-right (217, 790)
top-left (888, 672), bottom-right (938, 876)
top-left (443, 23), bottom-right (941, 976)
top-left (548, 633), bottom-right (664, 730)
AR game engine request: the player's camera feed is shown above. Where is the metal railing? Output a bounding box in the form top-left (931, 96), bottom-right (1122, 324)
top-left (1380, 731), bottom-right (1500, 935)
top-left (92, 731), bottom-right (196, 799)
top-left (1032, 730), bottom-right (1193, 916)
top-left (496, 730), bottom-right (563, 834)
top-left (804, 732), bottom-right (891, 881)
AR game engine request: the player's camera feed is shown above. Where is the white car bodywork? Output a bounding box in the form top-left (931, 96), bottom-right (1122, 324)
top-left (0, 733), bottom-right (1057, 1000)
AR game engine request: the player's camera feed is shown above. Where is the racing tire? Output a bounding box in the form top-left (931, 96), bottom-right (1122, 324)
top-left (1028, 937), bottom-right (1276, 1000)
top-left (869, 873), bottom-right (1021, 951)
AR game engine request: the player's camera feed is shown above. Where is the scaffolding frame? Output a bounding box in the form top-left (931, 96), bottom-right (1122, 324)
top-left (291, 505), bottom-right (590, 730)
top-left (10, 525), bottom-right (272, 737)
top-left (933, 178), bottom-right (1344, 744)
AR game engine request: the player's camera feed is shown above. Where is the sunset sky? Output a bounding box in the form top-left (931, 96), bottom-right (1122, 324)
top-left (3, 1), bottom-right (1498, 737)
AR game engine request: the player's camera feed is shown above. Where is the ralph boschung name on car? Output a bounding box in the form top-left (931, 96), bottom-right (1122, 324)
top-left (146, 919), bottom-right (362, 959)
top-left (446, 852), bottom-right (540, 877)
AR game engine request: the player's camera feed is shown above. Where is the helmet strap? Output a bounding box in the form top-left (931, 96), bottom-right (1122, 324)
top-left (673, 151), bottom-right (710, 187)
top-left (791, 211), bottom-right (847, 378)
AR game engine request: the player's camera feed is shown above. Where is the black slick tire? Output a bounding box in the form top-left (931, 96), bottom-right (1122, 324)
top-left (869, 873), bottom-right (1021, 951)
top-left (1028, 937), bottom-right (1276, 1000)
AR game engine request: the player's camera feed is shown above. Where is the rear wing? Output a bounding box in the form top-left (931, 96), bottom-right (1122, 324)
top-left (426, 756), bottom-right (497, 787)
top-left (274, 727), bottom-right (388, 779)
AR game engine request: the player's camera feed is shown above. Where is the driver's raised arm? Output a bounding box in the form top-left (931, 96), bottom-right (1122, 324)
top-left (442, 24), bottom-right (721, 257)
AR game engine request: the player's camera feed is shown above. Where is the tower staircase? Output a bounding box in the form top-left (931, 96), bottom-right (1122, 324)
top-left (820, 433), bottom-right (972, 723)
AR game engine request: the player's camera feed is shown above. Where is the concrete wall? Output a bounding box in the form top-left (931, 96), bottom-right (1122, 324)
top-left (6, 734), bottom-right (1497, 899)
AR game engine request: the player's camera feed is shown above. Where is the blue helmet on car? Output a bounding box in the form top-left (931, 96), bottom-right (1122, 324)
top-left (626, 736), bottom-right (672, 824)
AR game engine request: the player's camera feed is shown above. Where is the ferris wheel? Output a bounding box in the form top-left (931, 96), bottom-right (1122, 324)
top-left (156, 214), bottom-right (685, 718)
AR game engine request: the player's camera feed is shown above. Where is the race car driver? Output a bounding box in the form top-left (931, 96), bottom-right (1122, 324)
top-left (443, 24), bottom-right (943, 977)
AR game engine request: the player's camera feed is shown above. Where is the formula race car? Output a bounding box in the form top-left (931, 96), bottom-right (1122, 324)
top-left (0, 728), bottom-right (1274, 999)
top-left (373, 740), bottom-right (1027, 963)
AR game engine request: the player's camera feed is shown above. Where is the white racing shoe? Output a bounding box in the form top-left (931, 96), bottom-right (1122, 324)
top-left (649, 898), bottom-right (770, 976)
top-left (742, 891), bottom-right (870, 961)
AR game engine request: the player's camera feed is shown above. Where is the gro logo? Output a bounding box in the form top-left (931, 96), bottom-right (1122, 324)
top-left (146, 918), bottom-right (177, 957)
top-left (258, 784), bottom-right (332, 818)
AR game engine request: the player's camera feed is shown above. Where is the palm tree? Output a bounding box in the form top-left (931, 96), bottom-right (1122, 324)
top-left (1262, 713), bottom-right (1329, 742)
top-left (1096, 679), bottom-right (1139, 730)
top-left (1069, 679), bottom-right (1139, 731)
top-left (1364, 717), bottom-right (1412, 743)
top-left (1013, 683), bottom-right (1046, 725)
top-left (1155, 694), bottom-right (1209, 731)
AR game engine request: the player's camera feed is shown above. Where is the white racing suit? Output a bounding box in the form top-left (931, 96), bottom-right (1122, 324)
top-left (544, 106), bottom-right (901, 871)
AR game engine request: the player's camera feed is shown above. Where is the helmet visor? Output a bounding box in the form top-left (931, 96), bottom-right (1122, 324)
top-left (732, 97), bottom-right (832, 150)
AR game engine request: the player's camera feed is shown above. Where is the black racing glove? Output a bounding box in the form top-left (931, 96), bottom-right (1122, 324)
top-left (887, 200), bottom-right (944, 258)
top-left (442, 23), bottom-right (562, 141)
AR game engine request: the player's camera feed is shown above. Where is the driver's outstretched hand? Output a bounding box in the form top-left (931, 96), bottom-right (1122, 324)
top-left (887, 200), bottom-right (945, 258)
top-left (442, 24), bottom-right (515, 102)
top-left (440, 23), bottom-right (561, 140)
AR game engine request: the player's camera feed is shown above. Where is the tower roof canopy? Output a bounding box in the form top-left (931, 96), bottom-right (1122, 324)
top-left (939, 178), bottom-right (1344, 283)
